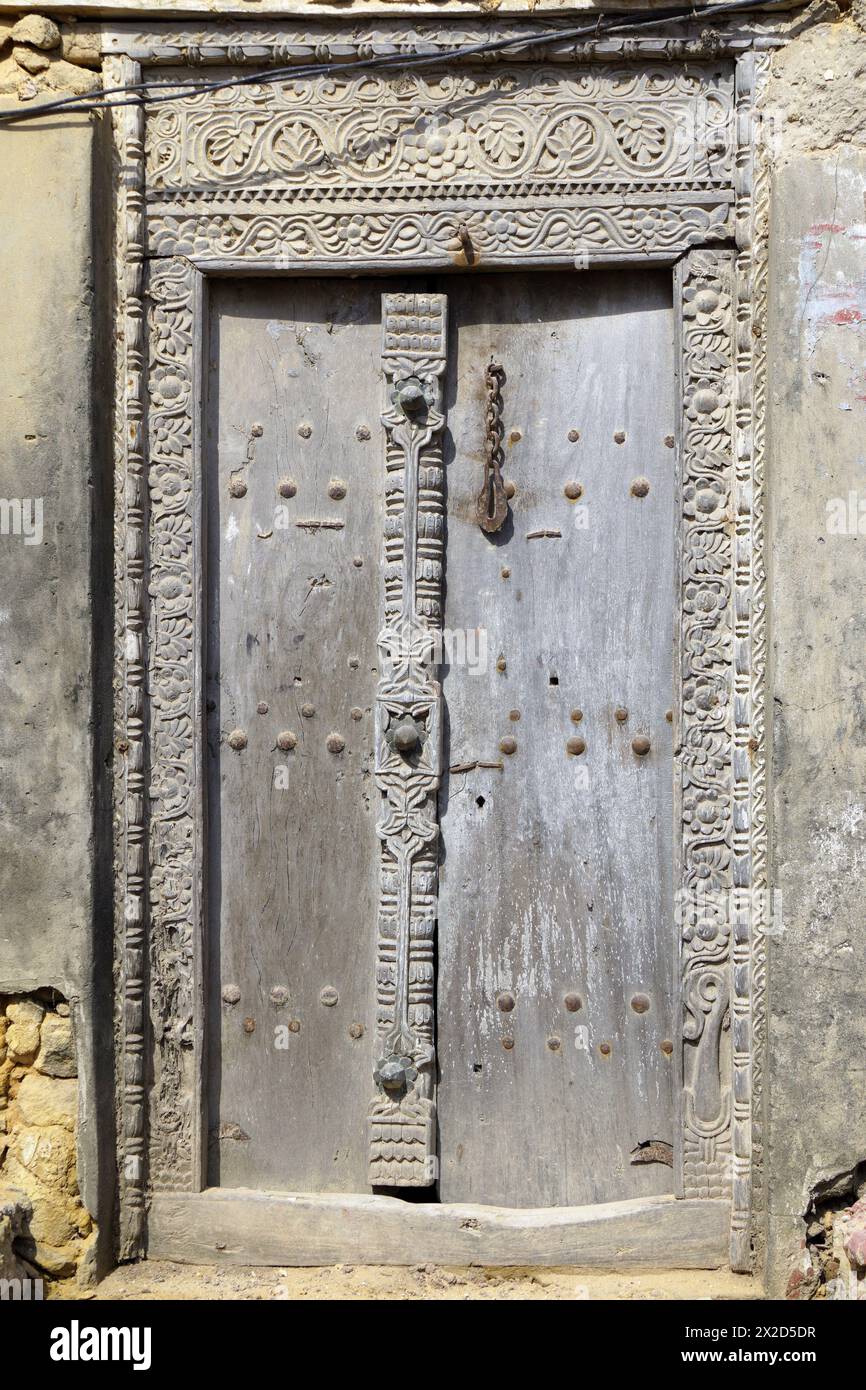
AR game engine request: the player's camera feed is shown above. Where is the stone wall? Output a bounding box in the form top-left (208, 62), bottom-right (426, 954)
top-left (0, 13), bottom-right (100, 98)
top-left (0, 993), bottom-right (96, 1285)
top-left (0, 1), bottom-right (864, 1297)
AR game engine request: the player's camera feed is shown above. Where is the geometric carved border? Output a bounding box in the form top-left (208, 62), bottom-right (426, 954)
top-left (107, 21), bottom-right (773, 1272)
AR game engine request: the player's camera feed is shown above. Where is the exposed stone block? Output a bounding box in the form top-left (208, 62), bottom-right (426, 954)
top-left (0, 1188), bottom-right (34, 1282)
top-left (59, 23), bottom-right (101, 71)
top-left (10, 15), bottom-right (61, 51)
top-left (35, 1013), bottom-right (76, 1079)
top-left (6, 1019), bottom-right (41, 1065)
top-left (15, 1072), bottom-right (76, 1131)
top-left (8, 1125), bottom-right (77, 1195)
top-left (6, 999), bottom-right (44, 1027)
top-left (13, 44), bottom-right (50, 75)
top-left (43, 56), bottom-right (101, 96)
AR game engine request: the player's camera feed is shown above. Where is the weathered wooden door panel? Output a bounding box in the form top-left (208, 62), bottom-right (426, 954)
top-left (205, 279), bottom-right (387, 1191)
top-left (206, 270), bottom-right (676, 1206)
top-left (436, 272), bottom-right (677, 1207)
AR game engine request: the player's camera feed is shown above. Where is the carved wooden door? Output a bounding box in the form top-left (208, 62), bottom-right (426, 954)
top-left (206, 273), bottom-right (675, 1206)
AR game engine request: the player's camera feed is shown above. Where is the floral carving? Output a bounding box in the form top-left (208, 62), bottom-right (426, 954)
top-left (678, 250), bottom-right (735, 1203)
top-left (143, 62), bottom-right (735, 192)
top-left (613, 110), bottom-right (668, 165)
top-left (400, 115), bottom-right (468, 181)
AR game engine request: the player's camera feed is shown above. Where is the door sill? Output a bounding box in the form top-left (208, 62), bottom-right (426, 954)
top-left (148, 1190), bottom-right (729, 1269)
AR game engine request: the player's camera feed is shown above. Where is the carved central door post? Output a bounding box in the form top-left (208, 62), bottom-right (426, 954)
top-left (369, 294), bottom-right (448, 1186)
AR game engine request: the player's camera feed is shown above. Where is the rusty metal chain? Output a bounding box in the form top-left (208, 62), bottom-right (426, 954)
top-left (475, 360), bottom-right (509, 534)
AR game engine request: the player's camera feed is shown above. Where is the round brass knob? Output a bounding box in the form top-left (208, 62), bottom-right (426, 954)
top-left (631, 735), bottom-right (651, 756)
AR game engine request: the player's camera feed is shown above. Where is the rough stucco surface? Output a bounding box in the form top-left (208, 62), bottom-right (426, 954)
top-left (0, 110), bottom-right (97, 994)
top-left (0, 104), bottom-right (113, 1278)
top-left (763, 14), bottom-right (866, 1298)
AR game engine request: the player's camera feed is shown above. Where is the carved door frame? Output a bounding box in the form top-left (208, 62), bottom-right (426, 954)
top-left (107, 19), bottom-right (773, 1272)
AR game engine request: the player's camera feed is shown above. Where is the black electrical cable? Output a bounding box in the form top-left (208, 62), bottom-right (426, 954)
top-left (0, 0), bottom-right (791, 126)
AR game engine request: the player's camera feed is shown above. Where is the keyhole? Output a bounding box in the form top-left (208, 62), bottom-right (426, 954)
top-left (476, 796), bottom-right (486, 808)
top-left (549, 674), bottom-right (559, 687)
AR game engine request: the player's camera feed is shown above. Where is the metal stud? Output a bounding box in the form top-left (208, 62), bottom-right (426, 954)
top-left (631, 735), bottom-right (651, 756)
top-left (666, 709), bottom-right (673, 723)
top-left (496, 991), bottom-right (515, 1012)
top-left (664, 435), bottom-right (675, 449)
top-left (328, 479), bottom-right (347, 500)
top-left (630, 477), bottom-right (650, 498)
top-left (567, 429), bottom-right (580, 443)
top-left (301, 703), bottom-right (315, 718)
top-left (222, 984), bottom-right (241, 1005)
top-left (288, 1019), bottom-right (301, 1034)
top-left (566, 736), bottom-right (586, 756)
top-left (501, 566), bottom-right (510, 579)
top-left (504, 480), bottom-right (516, 499)
top-left (270, 986), bottom-right (289, 1007)
top-left (661, 1039), bottom-right (674, 1056)
top-left (564, 481), bottom-right (583, 500)
top-left (243, 1017), bottom-right (256, 1034)
top-left (355, 425), bottom-right (371, 442)
top-left (349, 1023), bottom-right (364, 1039)
top-left (277, 730), bottom-right (297, 751)
top-left (502, 1037), bottom-right (514, 1051)
top-left (277, 478), bottom-right (297, 498)
top-left (326, 732), bottom-right (346, 753)
top-left (257, 701), bottom-right (269, 715)
top-left (599, 1041), bottom-right (612, 1056)
top-left (509, 709), bottom-right (521, 722)
top-left (564, 993), bottom-right (582, 1013)
top-left (547, 1037), bottom-right (561, 1052)
top-left (227, 729), bottom-right (247, 751)
top-left (297, 422), bottom-right (312, 439)
top-left (350, 707), bottom-right (363, 721)
top-left (353, 556), bottom-right (363, 568)
top-left (570, 709), bottom-right (583, 724)
top-left (614, 431), bottom-right (626, 444)
top-left (499, 735), bottom-right (517, 755)
top-left (630, 993), bottom-right (651, 1014)
top-left (496, 655), bottom-right (507, 673)
top-left (510, 429), bottom-right (522, 444)
top-left (615, 707), bottom-right (628, 723)
top-left (319, 987), bottom-right (339, 1007)
top-left (228, 478), bottom-right (247, 498)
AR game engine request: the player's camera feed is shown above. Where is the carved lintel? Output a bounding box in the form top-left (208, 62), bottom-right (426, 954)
top-left (369, 293), bottom-right (447, 1187)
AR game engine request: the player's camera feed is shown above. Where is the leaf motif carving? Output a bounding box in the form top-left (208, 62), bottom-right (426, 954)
top-left (270, 120), bottom-right (329, 174)
top-left (542, 114), bottom-right (597, 167)
top-left (614, 114), bottom-right (668, 166)
top-left (203, 118), bottom-right (258, 176)
top-left (473, 119), bottom-right (526, 169)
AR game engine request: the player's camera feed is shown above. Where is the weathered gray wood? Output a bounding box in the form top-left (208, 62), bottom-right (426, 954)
top-left (205, 279), bottom-right (388, 1192)
top-left (149, 1190), bottom-right (729, 1269)
top-left (437, 271), bottom-right (677, 1207)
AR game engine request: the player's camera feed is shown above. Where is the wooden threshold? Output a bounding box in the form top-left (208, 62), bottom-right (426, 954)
top-left (148, 1190), bottom-right (730, 1269)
